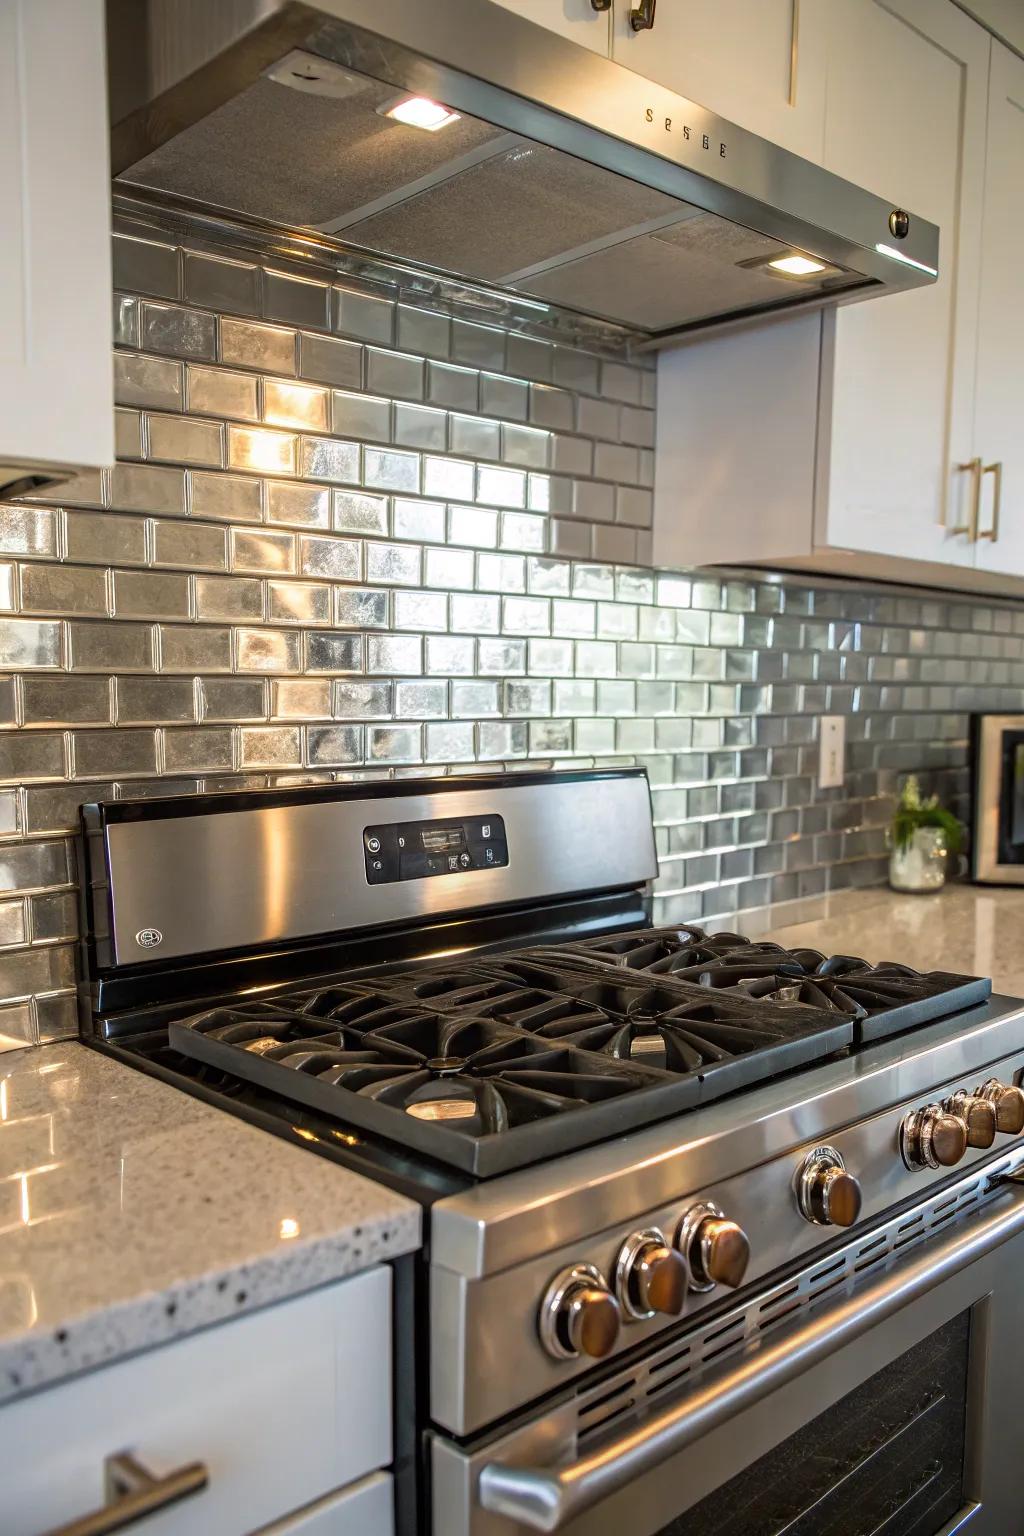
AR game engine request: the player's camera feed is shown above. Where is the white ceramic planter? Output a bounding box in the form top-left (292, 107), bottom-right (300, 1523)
top-left (889, 827), bottom-right (947, 893)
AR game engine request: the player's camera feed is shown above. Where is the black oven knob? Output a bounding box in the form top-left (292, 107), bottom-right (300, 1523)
top-left (946, 1091), bottom-right (997, 1148)
top-left (797, 1146), bottom-right (862, 1227)
top-left (676, 1202), bottom-right (750, 1292)
top-left (978, 1079), bottom-right (1024, 1135)
top-left (539, 1264), bottom-right (621, 1360)
top-left (614, 1227), bottom-right (688, 1320)
top-left (900, 1104), bottom-right (968, 1170)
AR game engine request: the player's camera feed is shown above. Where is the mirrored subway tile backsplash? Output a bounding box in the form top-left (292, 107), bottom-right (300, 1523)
top-left (0, 202), bottom-right (1018, 1046)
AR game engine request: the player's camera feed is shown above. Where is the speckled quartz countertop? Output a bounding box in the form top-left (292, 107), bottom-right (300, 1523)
top-left (766, 883), bottom-right (1024, 997)
top-left (0, 1042), bottom-right (420, 1404)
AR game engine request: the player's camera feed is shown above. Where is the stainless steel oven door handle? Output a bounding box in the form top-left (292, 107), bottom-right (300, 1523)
top-left (479, 1183), bottom-right (1024, 1533)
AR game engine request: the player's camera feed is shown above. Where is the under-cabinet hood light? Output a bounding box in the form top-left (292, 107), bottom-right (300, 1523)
top-left (767, 253), bottom-right (827, 277)
top-left (381, 95), bottom-right (461, 131)
top-left (874, 242), bottom-right (939, 277)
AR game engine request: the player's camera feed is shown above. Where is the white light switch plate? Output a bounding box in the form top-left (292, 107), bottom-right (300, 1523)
top-left (818, 715), bottom-right (845, 789)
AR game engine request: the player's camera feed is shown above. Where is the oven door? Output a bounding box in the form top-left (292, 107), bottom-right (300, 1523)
top-left (972, 713), bottom-right (1024, 882)
top-left (433, 1181), bottom-right (1024, 1536)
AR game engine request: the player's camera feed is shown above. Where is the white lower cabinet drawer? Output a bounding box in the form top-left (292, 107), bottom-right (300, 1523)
top-left (253, 1471), bottom-right (393, 1534)
top-left (0, 1266), bottom-right (392, 1536)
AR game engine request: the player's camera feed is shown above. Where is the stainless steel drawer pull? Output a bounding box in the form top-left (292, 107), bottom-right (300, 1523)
top-left (979, 461), bottom-right (1002, 542)
top-left (40, 1451), bottom-right (208, 1536)
top-left (952, 457), bottom-right (982, 539)
top-left (478, 1185), bottom-right (1024, 1532)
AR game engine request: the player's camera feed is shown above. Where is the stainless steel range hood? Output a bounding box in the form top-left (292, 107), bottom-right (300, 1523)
top-left (108, 0), bottom-right (939, 344)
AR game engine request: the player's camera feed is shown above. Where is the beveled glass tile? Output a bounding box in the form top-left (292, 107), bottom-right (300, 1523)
top-left (113, 570), bottom-right (190, 620)
top-left (163, 727), bottom-right (235, 773)
top-left (271, 678), bottom-right (332, 719)
top-left (115, 353), bottom-right (184, 412)
top-left (113, 403), bottom-right (140, 459)
top-left (198, 677), bottom-right (266, 721)
top-left (116, 677), bottom-right (196, 725)
top-left (114, 294), bottom-right (139, 347)
top-left (268, 580), bottom-right (331, 625)
top-left (601, 360), bottom-right (643, 405)
top-left (21, 564), bottom-right (108, 617)
top-left (425, 721), bottom-right (475, 763)
top-left (426, 636), bottom-right (475, 676)
top-left (478, 638), bottom-right (526, 675)
top-left (447, 505), bottom-right (497, 549)
top-left (0, 507), bottom-right (57, 558)
top-left (527, 558), bottom-right (571, 597)
top-left (227, 425), bottom-right (297, 477)
top-left (502, 423), bottom-right (549, 470)
top-left (299, 534), bottom-right (361, 581)
top-left (363, 447), bottom-right (420, 494)
top-left (575, 718), bottom-right (615, 754)
top-left (503, 597), bottom-right (550, 636)
top-left (183, 252), bottom-right (260, 315)
top-left (528, 638), bottom-right (574, 676)
top-left (234, 628), bottom-right (302, 673)
top-left (450, 414), bottom-right (500, 461)
top-left (220, 318), bottom-right (296, 375)
top-left (114, 234), bottom-right (179, 298)
top-left (304, 632), bottom-right (364, 674)
top-left (452, 681), bottom-right (499, 716)
top-left (505, 680), bottom-right (550, 715)
top-left (366, 542), bottom-right (421, 586)
top-left (577, 396), bottom-right (619, 439)
top-left (30, 890), bottom-right (76, 944)
top-left (477, 553), bottom-right (525, 593)
top-left (620, 406), bottom-right (655, 448)
top-left (159, 624), bottom-right (232, 673)
top-left (73, 729), bottom-right (157, 779)
top-left (393, 499), bottom-right (444, 543)
top-left (366, 634), bottom-right (422, 674)
top-left (480, 373), bottom-right (528, 422)
top-left (22, 676), bottom-right (110, 726)
top-left (190, 470), bottom-right (263, 523)
top-left (0, 946), bottom-right (73, 1000)
top-left (307, 724), bottom-right (363, 765)
top-left (554, 679), bottom-right (595, 714)
top-left (68, 621), bottom-right (151, 673)
top-left (394, 403), bottom-right (446, 451)
top-left (424, 455), bottom-right (475, 501)
top-left (529, 719), bottom-right (572, 755)
top-left (299, 436), bottom-right (360, 485)
top-left (366, 347), bottom-right (425, 402)
top-left (395, 681), bottom-right (447, 718)
top-left (331, 389), bottom-right (391, 443)
top-left (552, 599), bottom-right (596, 637)
top-left (427, 361), bottom-right (478, 412)
top-left (0, 678), bottom-right (15, 727)
top-left (141, 302), bottom-right (217, 361)
top-left (575, 640), bottom-right (617, 677)
top-left (299, 331), bottom-right (362, 389)
top-left (264, 379), bottom-right (329, 431)
top-left (478, 721), bottom-right (527, 759)
top-left (0, 838), bottom-right (69, 889)
top-left (66, 511), bottom-right (147, 567)
top-left (195, 575), bottom-right (262, 622)
top-left (231, 528), bottom-right (296, 575)
top-left (531, 473), bottom-right (571, 514)
top-left (551, 433), bottom-right (593, 477)
top-left (452, 320), bottom-right (504, 370)
top-left (146, 413), bottom-right (224, 468)
top-left (393, 591), bottom-right (448, 631)
top-left (264, 271), bottom-right (329, 329)
top-left (367, 724), bottom-right (422, 763)
top-left (573, 480), bottom-right (615, 523)
top-left (186, 365), bottom-right (258, 422)
top-left (334, 587), bottom-right (389, 629)
top-left (425, 547), bottom-right (475, 591)
top-left (451, 594), bottom-right (499, 634)
top-left (333, 490), bottom-right (388, 535)
top-left (398, 305), bottom-right (450, 358)
top-left (333, 681), bottom-right (392, 719)
top-left (500, 511), bottom-right (546, 553)
top-left (477, 465), bottom-right (525, 509)
top-left (334, 287), bottom-right (394, 345)
top-left (266, 482), bottom-right (331, 531)
top-left (109, 463), bottom-right (186, 516)
top-left (238, 726), bottom-right (302, 768)
top-left (36, 992), bottom-right (77, 1044)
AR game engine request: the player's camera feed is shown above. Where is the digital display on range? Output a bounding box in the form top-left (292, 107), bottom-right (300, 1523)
top-left (421, 827), bottom-right (465, 853)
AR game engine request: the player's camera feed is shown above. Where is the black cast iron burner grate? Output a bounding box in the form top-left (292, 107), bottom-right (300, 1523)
top-left (169, 961), bottom-right (852, 1176)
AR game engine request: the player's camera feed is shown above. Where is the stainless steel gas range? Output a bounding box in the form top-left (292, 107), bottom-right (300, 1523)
top-left (77, 769), bottom-right (1024, 1536)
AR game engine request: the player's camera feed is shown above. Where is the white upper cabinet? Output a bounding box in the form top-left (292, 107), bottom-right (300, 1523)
top-left (0, 0), bottom-right (113, 495)
top-left (971, 42), bottom-right (1024, 576)
top-left (611, 0), bottom-right (828, 160)
top-left (490, 0), bottom-right (612, 53)
top-left (820, 0), bottom-right (990, 571)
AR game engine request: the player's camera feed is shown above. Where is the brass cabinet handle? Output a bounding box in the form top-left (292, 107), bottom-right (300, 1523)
top-left (40, 1452), bottom-right (208, 1536)
top-left (952, 457), bottom-right (982, 539)
top-left (629, 0), bottom-right (656, 30)
top-left (979, 461), bottom-right (1002, 542)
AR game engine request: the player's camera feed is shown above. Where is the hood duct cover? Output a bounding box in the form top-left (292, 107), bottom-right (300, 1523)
top-left (110, 0), bottom-right (939, 344)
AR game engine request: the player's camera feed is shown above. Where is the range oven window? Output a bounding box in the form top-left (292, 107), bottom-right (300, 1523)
top-left (997, 730), bottom-right (1024, 863)
top-left (654, 1311), bottom-right (970, 1536)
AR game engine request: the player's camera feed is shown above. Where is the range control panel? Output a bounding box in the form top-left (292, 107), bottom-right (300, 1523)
top-left (363, 814), bottom-right (508, 885)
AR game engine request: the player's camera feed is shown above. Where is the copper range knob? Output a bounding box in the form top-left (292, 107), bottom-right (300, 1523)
top-left (946, 1091), bottom-right (997, 1149)
top-left (615, 1227), bottom-right (688, 1320)
top-left (677, 1202), bottom-right (751, 1293)
top-left (539, 1263), bottom-right (621, 1360)
top-left (900, 1104), bottom-right (969, 1170)
top-left (979, 1078), bottom-right (1024, 1135)
top-left (797, 1146), bottom-right (863, 1227)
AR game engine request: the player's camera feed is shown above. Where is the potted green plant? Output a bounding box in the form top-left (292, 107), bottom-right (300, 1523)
top-left (889, 776), bottom-right (963, 893)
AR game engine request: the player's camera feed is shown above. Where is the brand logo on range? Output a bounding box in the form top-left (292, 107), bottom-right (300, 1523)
top-left (135, 928), bottom-right (163, 949)
top-left (645, 107), bottom-right (727, 157)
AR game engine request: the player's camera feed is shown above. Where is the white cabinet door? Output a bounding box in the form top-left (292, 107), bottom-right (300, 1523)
top-left (0, 0), bottom-right (114, 492)
top-left (820, 0), bottom-right (990, 570)
top-left (971, 43), bottom-right (1024, 576)
top-left (490, 0), bottom-right (612, 53)
top-left (611, 0), bottom-right (828, 160)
